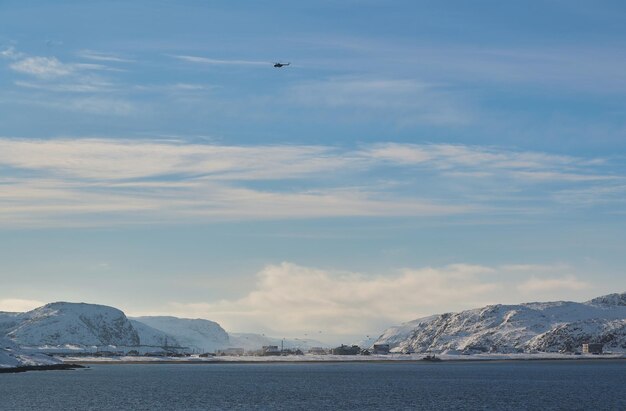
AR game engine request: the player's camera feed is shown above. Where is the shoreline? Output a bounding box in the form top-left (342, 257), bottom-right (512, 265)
top-left (0, 363), bottom-right (85, 374)
top-left (62, 355), bottom-right (626, 366)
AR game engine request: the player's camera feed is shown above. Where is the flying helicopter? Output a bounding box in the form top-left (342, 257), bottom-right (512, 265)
top-left (273, 62), bottom-right (290, 68)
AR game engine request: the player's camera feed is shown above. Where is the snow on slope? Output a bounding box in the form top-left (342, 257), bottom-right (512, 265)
top-left (6, 302), bottom-right (140, 347)
top-left (0, 311), bottom-right (22, 336)
top-left (0, 337), bottom-right (60, 369)
top-left (131, 316), bottom-right (229, 352)
top-left (129, 319), bottom-right (181, 348)
top-left (374, 292), bottom-right (626, 354)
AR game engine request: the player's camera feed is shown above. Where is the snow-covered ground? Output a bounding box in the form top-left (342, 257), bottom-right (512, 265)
top-left (59, 352), bottom-right (625, 364)
top-left (0, 338), bottom-right (61, 369)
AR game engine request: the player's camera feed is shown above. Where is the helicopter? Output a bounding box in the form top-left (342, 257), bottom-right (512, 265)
top-left (273, 62), bottom-right (290, 68)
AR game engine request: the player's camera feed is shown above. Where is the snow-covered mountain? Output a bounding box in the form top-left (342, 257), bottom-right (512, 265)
top-left (0, 303), bottom-right (230, 351)
top-left (2, 302), bottom-right (140, 347)
top-left (374, 292), bottom-right (626, 354)
top-left (1, 302), bottom-right (295, 353)
top-left (130, 316), bottom-right (229, 352)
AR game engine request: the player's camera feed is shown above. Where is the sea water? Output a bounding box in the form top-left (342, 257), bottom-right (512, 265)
top-left (1, 360), bottom-right (624, 410)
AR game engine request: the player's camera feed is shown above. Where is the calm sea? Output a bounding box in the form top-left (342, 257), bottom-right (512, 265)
top-left (0, 361), bottom-right (624, 410)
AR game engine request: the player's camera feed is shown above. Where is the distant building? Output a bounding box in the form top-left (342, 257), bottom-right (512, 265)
top-left (373, 344), bottom-right (390, 355)
top-left (216, 348), bottom-right (245, 356)
top-left (308, 347), bottom-right (327, 355)
top-left (281, 348), bottom-right (304, 356)
top-left (331, 344), bottom-right (360, 355)
top-left (261, 345), bottom-right (282, 356)
top-left (582, 343), bottom-right (603, 354)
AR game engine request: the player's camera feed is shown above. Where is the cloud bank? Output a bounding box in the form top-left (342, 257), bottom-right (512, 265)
top-left (159, 262), bottom-right (591, 341)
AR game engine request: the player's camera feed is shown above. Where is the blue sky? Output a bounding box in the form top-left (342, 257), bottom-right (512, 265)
top-left (1, 0), bottom-right (625, 342)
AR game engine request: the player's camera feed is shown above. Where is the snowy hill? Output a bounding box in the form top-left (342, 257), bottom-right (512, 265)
top-left (129, 319), bottom-right (181, 348)
top-left (1, 303), bottom-right (231, 353)
top-left (131, 316), bottom-right (230, 352)
top-left (3, 303), bottom-right (327, 353)
top-left (374, 292), bottom-right (626, 354)
top-left (0, 311), bottom-right (22, 336)
top-left (4, 302), bottom-right (140, 347)
top-left (0, 337), bottom-right (61, 369)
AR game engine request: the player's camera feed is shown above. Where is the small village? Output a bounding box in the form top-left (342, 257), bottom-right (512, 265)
top-left (50, 342), bottom-right (611, 362)
top-left (59, 343), bottom-right (394, 359)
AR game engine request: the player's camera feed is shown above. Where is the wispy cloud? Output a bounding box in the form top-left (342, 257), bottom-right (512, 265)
top-left (173, 55), bottom-right (268, 66)
top-left (0, 138), bottom-right (622, 228)
top-left (77, 50), bottom-right (134, 63)
top-left (287, 77), bottom-right (472, 126)
top-left (362, 143), bottom-right (616, 183)
top-left (2, 47), bottom-right (126, 98)
top-left (0, 46), bottom-right (24, 59)
top-left (14, 80), bottom-right (115, 93)
top-left (299, 35), bottom-right (626, 93)
top-left (10, 56), bottom-right (74, 78)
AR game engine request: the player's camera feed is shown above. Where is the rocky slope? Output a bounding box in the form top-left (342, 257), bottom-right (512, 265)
top-left (374, 292), bottom-right (626, 354)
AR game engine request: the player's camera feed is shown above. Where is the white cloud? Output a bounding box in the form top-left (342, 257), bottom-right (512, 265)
top-left (0, 138), bottom-right (343, 180)
top-left (0, 298), bottom-right (44, 312)
top-left (134, 262), bottom-right (597, 341)
top-left (165, 262), bottom-right (499, 339)
top-left (0, 46), bottom-right (24, 59)
top-left (10, 56), bottom-right (74, 78)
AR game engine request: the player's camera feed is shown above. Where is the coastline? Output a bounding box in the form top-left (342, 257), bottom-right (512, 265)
top-left (0, 364), bottom-right (85, 374)
top-left (3, 354), bottom-right (623, 372)
top-left (61, 353), bottom-right (626, 365)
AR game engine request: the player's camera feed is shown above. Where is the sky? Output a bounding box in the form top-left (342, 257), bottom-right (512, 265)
top-left (1, 0), bottom-right (625, 343)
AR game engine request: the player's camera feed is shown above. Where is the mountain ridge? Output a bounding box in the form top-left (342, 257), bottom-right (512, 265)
top-left (374, 292), bottom-right (626, 354)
